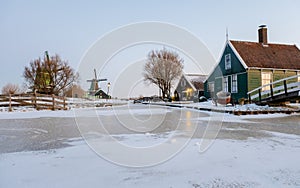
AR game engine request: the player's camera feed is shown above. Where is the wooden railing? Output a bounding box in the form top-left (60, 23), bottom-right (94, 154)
top-left (248, 75), bottom-right (300, 103)
top-left (0, 93), bottom-right (67, 112)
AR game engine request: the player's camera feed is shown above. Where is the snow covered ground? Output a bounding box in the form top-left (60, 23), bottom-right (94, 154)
top-left (1, 104), bottom-right (300, 187)
top-left (175, 100), bottom-right (300, 114)
top-left (1, 131), bottom-right (300, 187)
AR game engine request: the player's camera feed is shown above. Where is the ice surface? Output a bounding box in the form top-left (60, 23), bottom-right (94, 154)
top-left (1, 132), bottom-right (300, 188)
top-left (1, 102), bottom-right (300, 187)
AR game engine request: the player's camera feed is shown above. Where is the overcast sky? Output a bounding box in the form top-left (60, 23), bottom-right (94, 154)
top-left (1, 0), bottom-right (300, 97)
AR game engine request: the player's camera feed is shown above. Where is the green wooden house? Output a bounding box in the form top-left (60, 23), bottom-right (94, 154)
top-left (174, 73), bottom-right (207, 102)
top-left (204, 26), bottom-right (300, 103)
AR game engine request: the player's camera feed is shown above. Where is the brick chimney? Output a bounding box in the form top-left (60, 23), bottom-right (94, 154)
top-left (258, 25), bottom-right (268, 45)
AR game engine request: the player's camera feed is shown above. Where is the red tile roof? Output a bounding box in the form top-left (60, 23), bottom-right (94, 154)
top-left (230, 40), bottom-right (300, 70)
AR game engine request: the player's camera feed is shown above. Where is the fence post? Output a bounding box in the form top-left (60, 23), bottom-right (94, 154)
top-left (284, 80), bottom-right (288, 96)
top-left (270, 84), bottom-right (274, 99)
top-left (258, 89), bottom-right (262, 103)
top-left (9, 94), bottom-right (12, 112)
top-left (33, 91), bottom-right (37, 110)
top-left (248, 94), bottom-right (251, 104)
top-left (52, 94), bottom-right (55, 111)
top-left (63, 97), bottom-right (66, 110)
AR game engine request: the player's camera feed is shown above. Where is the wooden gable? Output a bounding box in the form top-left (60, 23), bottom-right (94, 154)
top-left (175, 74), bottom-right (206, 101)
top-left (204, 40), bottom-right (248, 100)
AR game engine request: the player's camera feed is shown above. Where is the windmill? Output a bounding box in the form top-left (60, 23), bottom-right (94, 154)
top-left (87, 69), bottom-right (107, 96)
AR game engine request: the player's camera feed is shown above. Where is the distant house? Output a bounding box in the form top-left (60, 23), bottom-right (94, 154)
top-left (94, 89), bottom-right (110, 99)
top-left (204, 26), bottom-right (300, 103)
top-left (174, 73), bottom-right (207, 102)
top-left (65, 85), bottom-right (85, 98)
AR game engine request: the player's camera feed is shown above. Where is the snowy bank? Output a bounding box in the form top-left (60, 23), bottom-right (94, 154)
top-left (150, 100), bottom-right (300, 115)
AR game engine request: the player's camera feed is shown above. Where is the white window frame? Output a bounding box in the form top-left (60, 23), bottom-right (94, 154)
top-left (231, 74), bottom-right (238, 93)
top-left (261, 72), bottom-right (272, 91)
top-left (181, 78), bottom-right (186, 87)
top-left (208, 82), bottom-right (214, 92)
top-left (223, 76), bottom-right (229, 92)
top-left (225, 54), bottom-right (231, 70)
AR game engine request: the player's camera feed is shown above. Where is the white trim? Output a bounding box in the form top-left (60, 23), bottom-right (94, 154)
top-left (231, 74), bottom-right (238, 93)
top-left (215, 71), bottom-right (247, 80)
top-left (248, 67), bottom-right (300, 72)
top-left (204, 40), bottom-right (249, 83)
top-left (261, 71), bottom-right (272, 91)
top-left (175, 73), bottom-right (197, 91)
top-left (225, 53), bottom-right (231, 70)
top-left (183, 73), bottom-right (197, 91)
top-left (174, 73), bottom-right (184, 91)
top-left (222, 76), bottom-right (229, 92)
top-left (228, 41), bottom-right (248, 69)
top-left (175, 72), bottom-right (205, 92)
top-left (204, 40), bottom-right (228, 83)
top-left (208, 81), bottom-right (215, 92)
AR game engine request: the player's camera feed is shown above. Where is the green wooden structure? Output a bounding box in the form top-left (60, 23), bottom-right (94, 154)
top-left (174, 74), bottom-right (207, 102)
top-left (204, 26), bottom-right (300, 103)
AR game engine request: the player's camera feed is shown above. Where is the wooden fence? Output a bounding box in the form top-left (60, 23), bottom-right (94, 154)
top-left (0, 93), bottom-right (67, 112)
top-left (248, 75), bottom-right (300, 104)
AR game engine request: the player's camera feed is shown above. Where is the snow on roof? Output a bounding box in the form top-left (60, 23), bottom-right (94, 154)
top-left (174, 73), bottom-right (207, 91)
top-left (185, 74), bottom-right (207, 83)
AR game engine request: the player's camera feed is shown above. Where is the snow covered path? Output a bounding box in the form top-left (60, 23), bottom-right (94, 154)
top-left (1, 105), bottom-right (300, 187)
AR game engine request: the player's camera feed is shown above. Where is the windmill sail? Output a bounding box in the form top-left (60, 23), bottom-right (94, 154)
top-left (87, 69), bottom-right (107, 95)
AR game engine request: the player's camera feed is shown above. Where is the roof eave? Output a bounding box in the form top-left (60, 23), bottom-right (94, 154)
top-left (183, 73), bottom-right (197, 91)
top-left (228, 40), bottom-right (248, 69)
top-left (248, 67), bottom-right (300, 71)
top-left (204, 40), bottom-right (229, 83)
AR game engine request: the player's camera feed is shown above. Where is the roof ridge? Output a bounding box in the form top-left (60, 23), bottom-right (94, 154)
top-left (185, 73), bottom-right (207, 76)
top-left (230, 40), bottom-right (296, 46)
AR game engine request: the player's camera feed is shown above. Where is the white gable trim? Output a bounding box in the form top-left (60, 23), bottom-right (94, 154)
top-left (182, 73), bottom-right (197, 91)
top-left (174, 74), bottom-right (183, 91)
top-left (204, 40), bottom-right (228, 83)
top-left (228, 41), bottom-right (248, 69)
top-left (176, 73), bottom-right (198, 91)
top-left (204, 40), bottom-right (249, 83)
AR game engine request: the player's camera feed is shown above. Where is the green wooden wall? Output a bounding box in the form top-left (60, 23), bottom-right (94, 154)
top-left (248, 69), bottom-right (262, 93)
top-left (204, 41), bottom-right (300, 102)
top-left (204, 42), bottom-right (247, 101)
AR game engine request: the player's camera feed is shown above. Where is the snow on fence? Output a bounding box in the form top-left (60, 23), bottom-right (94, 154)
top-left (0, 93), bottom-right (67, 112)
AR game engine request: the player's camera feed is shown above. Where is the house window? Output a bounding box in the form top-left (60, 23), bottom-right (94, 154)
top-left (231, 74), bottom-right (238, 93)
top-left (208, 82), bottom-right (214, 92)
top-left (261, 72), bottom-right (272, 91)
top-left (225, 54), bottom-right (231, 70)
top-left (181, 79), bottom-right (186, 88)
top-left (223, 76), bottom-right (229, 92)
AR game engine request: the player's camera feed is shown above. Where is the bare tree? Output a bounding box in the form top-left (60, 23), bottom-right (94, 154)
top-left (143, 48), bottom-right (184, 99)
top-left (23, 52), bottom-right (78, 96)
top-left (1, 83), bottom-right (22, 95)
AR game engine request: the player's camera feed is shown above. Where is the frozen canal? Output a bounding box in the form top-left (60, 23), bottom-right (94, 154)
top-left (1, 104), bottom-right (300, 187)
